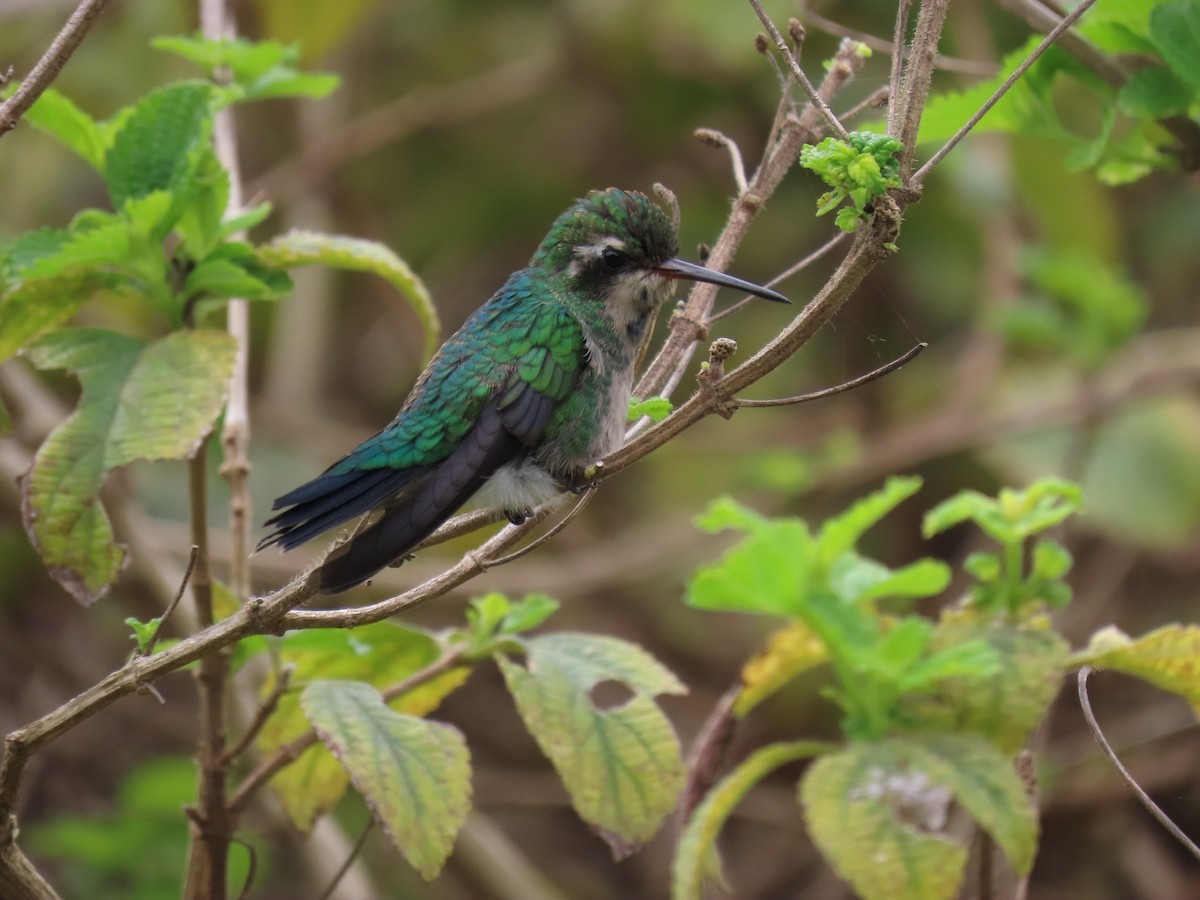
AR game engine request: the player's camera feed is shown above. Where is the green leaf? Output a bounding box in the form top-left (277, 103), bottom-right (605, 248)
top-left (909, 610), bottom-right (1069, 752)
top-left (499, 593), bottom-right (560, 635)
top-left (801, 736), bottom-right (1037, 900)
top-left (1150, 0), bottom-right (1200, 92)
top-left (672, 741), bottom-right (834, 899)
top-left (498, 633), bottom-right (686, 847)
top-left (802, 743), bottom-right (965, 900)
top-left (828, 554), bottom-right (950, 604)
top-left (152, 35), bottom-right (340, 101)
top-left (1031, 538), bottom-right (1072, 581)
top-left (21, 88), bottom-right (107, 171)
top-left (173, 146), bottom-right (231, 258)
top-left (1, 228), bottom-right (72, 282)
top-left (628, 396), bottom-right (673, 423)
top-left (1073, 624), bottom-right (1200, 717)
top-left (217, 201), bottom-right (273, 240)
top-left (834, 206), bottom-right (863, 232)
top-left (125, 616), bottom-right (162, 653)
top-left (686, 499), bottom-right (815, 616)
top-left (818, 475), bottom-right (923, 567)
top-left (0, 271), bottom-right (112, 364)
top-left (257, 623), bottom-right (468, 831)
top-left (1118, 66), bottom-right (1196, 118)
top-left (104, 81), bottom-right (215, 210)
top-left (258, 230), bottom-right (440, 361)
top-left (20, 329), bottom-right (237, 603)
top-left (302, 680), bottom-right (471, 880)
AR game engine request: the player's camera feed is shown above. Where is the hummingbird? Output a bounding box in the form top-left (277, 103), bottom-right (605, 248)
top-left (258, 188), bottom-right (788, 593)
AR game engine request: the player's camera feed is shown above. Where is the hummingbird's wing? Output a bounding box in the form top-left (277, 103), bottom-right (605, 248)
top-left (259, 295), bottom-right (584, 592)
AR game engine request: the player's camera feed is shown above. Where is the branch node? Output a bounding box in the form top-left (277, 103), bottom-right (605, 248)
top-left (698, 339), bottom-right (739, 420)
top-left (668, 307), bottom-right (709, 344)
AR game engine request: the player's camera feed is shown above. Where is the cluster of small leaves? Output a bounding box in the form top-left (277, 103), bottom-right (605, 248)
top-left (0, 36), bottom-right (436, 603)
top-left (917, 0), bottom-right (1200, 184)
top-left (264, 593), bottom-right (686, 879)
top-left (799, 131), bottom-right (904, 232)
top-left (924, 478), bottom-right (1083, 615)
top-left (687, 476), bottom-right (981, 739)
top-left (673, 477), bottom-right (1081, 900)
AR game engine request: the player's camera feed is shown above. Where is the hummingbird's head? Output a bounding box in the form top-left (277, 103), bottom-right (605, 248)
top-left (532, 188), bottom-right (787, 337)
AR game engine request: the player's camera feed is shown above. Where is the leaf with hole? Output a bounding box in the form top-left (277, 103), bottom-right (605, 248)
top-left (499, 633), bottom-right (686, 848)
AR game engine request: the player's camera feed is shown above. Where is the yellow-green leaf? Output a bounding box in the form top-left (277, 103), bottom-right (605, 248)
top-left (734, 621), bottom-right (828, 717)
top-left (1073, 624), bottom-right (1200, 716)
top-left (499, 633), bottom-right (687, 848)
top-left (801, 735), bottom-right (1037, 900)
top-left (20, 328), bottom-right (236, 603)
top-left (303, 680), bottom-right (471, 880)
top-left (906, 607), bottom-right (1069, 752)
top-left (256, 623), bottom-right (468, 831)
top-left (258, 230), bottom-right (440, 361)
top-left (672, 740), bottom-right (833, 900)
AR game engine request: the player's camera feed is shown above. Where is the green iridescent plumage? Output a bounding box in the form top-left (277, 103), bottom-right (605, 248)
top-left (259, 188), bottom-right (787, 592)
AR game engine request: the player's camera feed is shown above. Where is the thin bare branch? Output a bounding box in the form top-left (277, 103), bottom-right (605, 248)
top-left (695, 128), bottom-right (749, 195)
top-left (892, 0), bottom-right (952, 178)
top-left (0, 0), bottom-right (113, 139)
top-left (221, 666), bottom-right (292, 767)
top-left (839, 86), bottom-right (891, 125)
top-left (746, 0), bottom-right (850, 141)
top-left (887, 0), bottom-right (912, 137)
top-left (137, 544), bottom-right (201, 659)
top-left (1077, 667), bottom-right (1200, 861)
top-left (736, 341), bottom-right (926, 408)
top-left (317, 820), bottom-right (374, 900)
top-left (482, 489), bottom-right (597, 569)
top-left (912, 0), bottom-right (1099, 185)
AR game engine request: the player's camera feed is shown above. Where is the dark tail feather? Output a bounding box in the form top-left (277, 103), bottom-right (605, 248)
top-left (318, 405), bottom-right (522, 593)
top-left (258, 466), bottom-right (424, 552)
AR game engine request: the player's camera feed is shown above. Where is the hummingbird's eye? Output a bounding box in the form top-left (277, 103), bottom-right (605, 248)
top-left (600, 248), bottom-right (628, 271)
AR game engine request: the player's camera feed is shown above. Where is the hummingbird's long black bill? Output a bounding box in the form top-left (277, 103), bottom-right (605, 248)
top-left (656, 257), bottom-right (789, 304)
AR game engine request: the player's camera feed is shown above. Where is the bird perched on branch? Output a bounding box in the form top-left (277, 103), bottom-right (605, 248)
top-left (258, 188), bottom-right (787, 593)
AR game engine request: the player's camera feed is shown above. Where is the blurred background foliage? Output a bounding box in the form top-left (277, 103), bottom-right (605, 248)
top-left (1, 0), bottom-right (1199, 897)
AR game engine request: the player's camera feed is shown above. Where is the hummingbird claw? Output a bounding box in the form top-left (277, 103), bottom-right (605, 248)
top-left (506, 509), bottom-right (531, 526)
top-left (566, 461), bottom-right (605, 494)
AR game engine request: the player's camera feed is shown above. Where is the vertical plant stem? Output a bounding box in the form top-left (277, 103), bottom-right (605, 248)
top-left (201, 0), bottom-right (253, 604)
top-left (183, 438), bottom-right (233, 900)
top-left (891, 0), bottom-right (952, 178)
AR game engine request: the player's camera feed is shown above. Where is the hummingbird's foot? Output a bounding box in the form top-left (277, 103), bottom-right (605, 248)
top-left (565, 461), bottom-right (605, 494)
top-left (506, 509), bottom-right (531, 526)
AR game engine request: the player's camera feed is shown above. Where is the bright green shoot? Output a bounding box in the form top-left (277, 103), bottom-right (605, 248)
top-left (923, 477), bottom-right (1083, 615)
top-left (799, 131), bottom-right (904, 233)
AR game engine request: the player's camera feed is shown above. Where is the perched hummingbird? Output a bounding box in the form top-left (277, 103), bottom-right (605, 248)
top-left (259, 188), bottom-right (787, 593)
